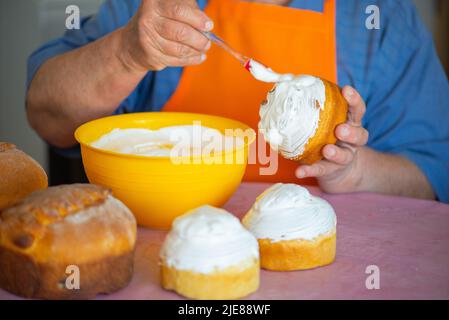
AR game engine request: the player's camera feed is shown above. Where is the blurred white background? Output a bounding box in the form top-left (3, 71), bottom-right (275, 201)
top-left (0, 0), bottom-right (446, 171)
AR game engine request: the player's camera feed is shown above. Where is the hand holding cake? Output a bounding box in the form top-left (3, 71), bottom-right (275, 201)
top-left (249, 60), bottom-right (369, 192)
top-left (295, 86), bottom-right (370, 193)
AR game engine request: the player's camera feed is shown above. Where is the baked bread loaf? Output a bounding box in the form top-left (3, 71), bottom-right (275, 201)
top-left (242, 183), bottom-right (337, 271)
top-left (0, 142), bottom-right (48, 210)
top-left (0, 184), bottom-right (137, 299)
top-left (160, 205), bottom-right (260, 300)
top-left (259, 76), bottom-right (348, 164)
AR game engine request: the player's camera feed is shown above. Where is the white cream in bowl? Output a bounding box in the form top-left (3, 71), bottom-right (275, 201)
top-left (91, 125), bottom-right (244, 157)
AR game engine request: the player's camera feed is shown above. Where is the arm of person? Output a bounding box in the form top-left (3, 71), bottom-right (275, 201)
top-left (356, 148), bottom-right (435, 200)
top-left (26, 28), bottom-right (144, 149)
top-left (26, 0), bottom-right (213, 148)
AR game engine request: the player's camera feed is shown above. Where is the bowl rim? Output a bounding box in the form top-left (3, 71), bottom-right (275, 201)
top-left (74, 112), bottom-right (256, 161)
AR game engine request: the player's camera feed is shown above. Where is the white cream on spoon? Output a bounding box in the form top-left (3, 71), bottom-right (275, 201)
top-left (203, 32), bottom-right (292, 83)
top-left (245, 59), bottom-right (293, 83)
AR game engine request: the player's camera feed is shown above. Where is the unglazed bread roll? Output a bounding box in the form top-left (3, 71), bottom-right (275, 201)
top-left (259, 75), bottom-right (348, 164)
top-left (242, 183), bottom-right (336, 271)
top-left (160, 205), bottom-right (259, 300)
top-left (0, 184), bottom-right (137, 299)
top-left (0, 142), bottom-right (48, 210)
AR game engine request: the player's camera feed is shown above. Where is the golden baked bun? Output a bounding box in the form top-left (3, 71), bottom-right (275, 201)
top-left (242, 183), bottom-right (337, 271)
top-left (295, 79), bottom-right (348, 164)
top-left (0, 142), bottom-right (48, 210)
top-left (160, 205), bottom-right (259, 299)
top-left (257, 233), bottom-right (336, 271)
top-left (161, 260), bottom-right (260, 300)
top-left (0, 184), bottom-right (137, 299)
top-left (259, 76), bottom-right (348, 165)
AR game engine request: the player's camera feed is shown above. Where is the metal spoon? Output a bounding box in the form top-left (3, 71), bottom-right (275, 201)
top-left (203, 32), bottom-right (250, 67)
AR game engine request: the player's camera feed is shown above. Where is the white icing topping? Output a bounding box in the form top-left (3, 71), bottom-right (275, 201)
top-left (248, 59), bottom-right (294, 83)
top-left (258, 75), bottom-right (326, 159)
top-left (160, 205), bottom-right (259, 274)
top-left (91, 125), bottom-right (243, 157)
top-left (242, 183), bottom-right (336, 242)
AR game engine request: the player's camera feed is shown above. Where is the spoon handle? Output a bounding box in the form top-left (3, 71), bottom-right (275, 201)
top-left (203, 32), bottom-right (249, 65)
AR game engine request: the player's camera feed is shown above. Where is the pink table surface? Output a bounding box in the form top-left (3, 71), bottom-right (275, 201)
top-left (1, 183), bottom-right (449, 300)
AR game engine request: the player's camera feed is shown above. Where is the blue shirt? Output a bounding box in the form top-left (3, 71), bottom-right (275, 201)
top-left (27, 0), bottom-right (449, 203)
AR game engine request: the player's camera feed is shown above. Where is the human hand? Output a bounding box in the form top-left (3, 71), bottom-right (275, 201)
top-left (120, 0), bottom-right (213, 72)
top-left (295, 86), bottom-right (370, 193)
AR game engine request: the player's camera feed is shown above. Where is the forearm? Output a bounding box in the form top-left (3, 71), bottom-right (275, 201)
top-left (26, 27), bottom-right (146, 148)
top-left (357, 147), bottom-right (435, 200)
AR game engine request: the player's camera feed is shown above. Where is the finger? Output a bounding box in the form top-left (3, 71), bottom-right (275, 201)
top-left (159, 1), bottom-right (214, 32)
top-left (335, 124), bottom-right (369, 146)
top-left (322, 144), bottom-right (354, 165)
top-left (295, 161), bottom-right (341, 179)
top-left (342, 86), bottom-right (366, 126)
top-left (156, 18), bottom-right (211, 52)
top-left (157, 34), bottom-right (204, 58)
top-left (163, 53), bottom-right (206, 67)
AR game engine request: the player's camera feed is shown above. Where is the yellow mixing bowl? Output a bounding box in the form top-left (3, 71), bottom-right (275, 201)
top-left (75, 112), bottom-right (255, 229)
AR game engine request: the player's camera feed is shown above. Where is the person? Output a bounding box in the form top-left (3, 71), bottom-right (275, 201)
top-left (26, 0), bottom-right (449, 202)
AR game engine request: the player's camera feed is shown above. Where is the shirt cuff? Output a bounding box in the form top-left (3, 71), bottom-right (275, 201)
top-left (397, 150), bottom-right (449, 203)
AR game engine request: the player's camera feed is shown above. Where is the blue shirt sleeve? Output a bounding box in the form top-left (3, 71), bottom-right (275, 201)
top-left (27, 0), bottom-right (142, 158)
top-left (27, 0), bottom-right (140, 104)
top-left (337, 0), bottom-right (449, 202)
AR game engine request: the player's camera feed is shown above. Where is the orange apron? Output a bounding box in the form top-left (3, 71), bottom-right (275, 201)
top-left (164, 0), bottom-right (337, 183)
